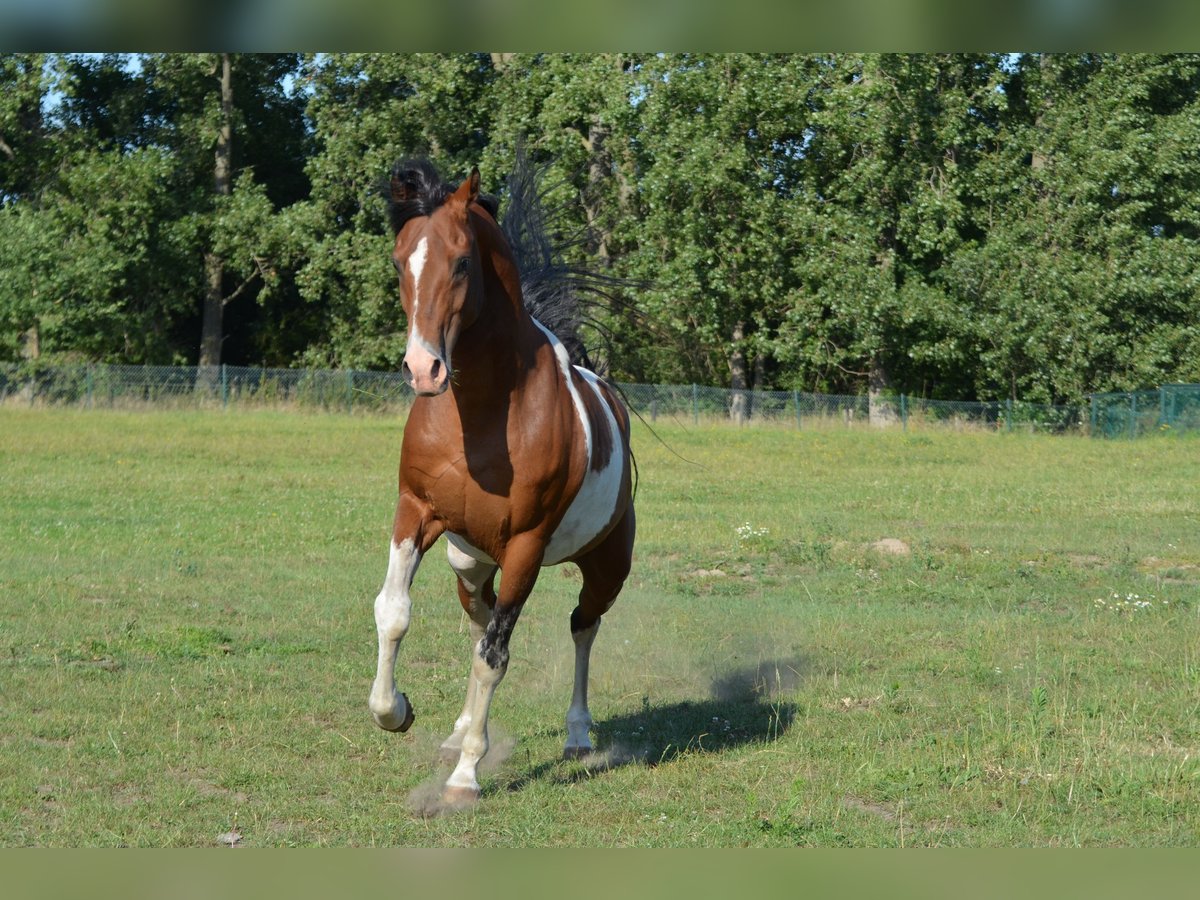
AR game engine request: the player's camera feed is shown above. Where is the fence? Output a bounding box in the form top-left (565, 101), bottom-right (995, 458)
top-left (617, 383), bottom-right (1093, 434)
top-left (0, 361), bottom-right (1194, 438)
top-left (1089, 384), bottom-right (1200, 439)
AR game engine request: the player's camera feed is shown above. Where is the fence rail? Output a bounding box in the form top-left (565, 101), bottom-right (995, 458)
top-left (1, 362), bottom-right (1195, 438)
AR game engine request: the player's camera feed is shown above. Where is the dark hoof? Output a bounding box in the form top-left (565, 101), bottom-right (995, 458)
top-left (562, 745), bottom-right (593, 761)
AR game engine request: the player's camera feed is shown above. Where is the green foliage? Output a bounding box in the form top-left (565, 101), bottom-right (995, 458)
top-left (2, 52), bottom-right (1199, 400)
top-left (0, 147), bottom-right (192, 362)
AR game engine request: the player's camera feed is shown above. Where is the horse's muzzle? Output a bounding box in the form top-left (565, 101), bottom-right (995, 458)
top-left (402, 344), bottom-right (451, 396)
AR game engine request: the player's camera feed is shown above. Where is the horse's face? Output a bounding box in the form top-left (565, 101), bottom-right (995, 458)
top-left (392, 169), bottom-right (483, 396)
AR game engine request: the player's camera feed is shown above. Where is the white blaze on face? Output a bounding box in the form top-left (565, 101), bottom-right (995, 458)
top-left (405, 236), bottom-right (430, 353)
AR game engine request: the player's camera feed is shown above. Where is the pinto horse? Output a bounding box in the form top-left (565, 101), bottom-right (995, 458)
top-left (368, 158), bottom-right (635, 804)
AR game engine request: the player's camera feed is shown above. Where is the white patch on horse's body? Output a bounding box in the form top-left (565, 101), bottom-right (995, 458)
top-left (531, 319), bottom-right (624, 566)
top-left (446, 532), bottom-right (497, 567)
top-left (532, 318), bottom-right (591, 455)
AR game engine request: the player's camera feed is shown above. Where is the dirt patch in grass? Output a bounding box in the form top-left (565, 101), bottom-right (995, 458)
top-left (841, 796), bottom-right (897, 821)
top-left (1140, 558), bottom-right (1200, 585)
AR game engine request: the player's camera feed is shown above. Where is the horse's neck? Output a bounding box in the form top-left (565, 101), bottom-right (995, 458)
top-left (450, 255), bottom-right (540, 410)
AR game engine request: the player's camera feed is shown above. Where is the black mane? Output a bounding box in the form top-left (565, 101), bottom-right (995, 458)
top-left (385, 152), bottom-right (617, 371)
top-left (386, 158), bottom-right (499, 233)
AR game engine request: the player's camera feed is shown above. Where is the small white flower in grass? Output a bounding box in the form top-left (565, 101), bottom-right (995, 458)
top-left (736, 522), bottom-right (769, 541)
top-left (1094, 591), bottom-right (1166, 614)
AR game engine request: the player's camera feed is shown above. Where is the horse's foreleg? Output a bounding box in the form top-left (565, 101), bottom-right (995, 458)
top-left (368, 496), bottom-right (442, 732)
top-left (442, 534), bottom-right (543, 804)
top-left (441, 543), bottom-right (497, 762)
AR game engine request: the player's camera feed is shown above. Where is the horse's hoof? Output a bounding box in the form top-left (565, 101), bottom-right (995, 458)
top-left (441, 784), bottom-right (481, 807)
top-left (373, 694), bottom-right (415, 733)
top-left (562, 746), bottom-right (592, 761)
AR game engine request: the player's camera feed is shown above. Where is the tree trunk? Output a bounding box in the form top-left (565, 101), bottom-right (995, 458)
top-left (199, 53), bottom-right (234, 370)
top-left (751, 350), bottom-right (766, 421)
top-left (20, 321), bottom-right (39, 360)
top-left (868, 355), bottom-right (896, 427)
top-left (729, 321), bottom-right (750, 425)
top-left (583, 121), bottom-right (612, 264)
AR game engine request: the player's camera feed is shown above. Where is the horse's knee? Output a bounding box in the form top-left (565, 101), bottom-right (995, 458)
top-left (375, 595), bottom-right (410, 641)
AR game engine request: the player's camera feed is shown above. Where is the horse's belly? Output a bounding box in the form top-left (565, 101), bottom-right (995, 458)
top-left (445, 452), bottom-right (621, 570)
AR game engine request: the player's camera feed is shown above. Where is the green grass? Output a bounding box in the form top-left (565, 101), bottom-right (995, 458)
top-left (1, 407), bottom-right (1198, 846)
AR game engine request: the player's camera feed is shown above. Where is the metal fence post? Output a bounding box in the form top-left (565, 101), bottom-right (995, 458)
top-left (900, 393), bottom-right (907, 432)
top-left (85, 364), bottom-right (94, 409)
top-left (1129, 393), bottom-right (1137, 439)
top-left (1006, 398), bottom-right (1013, 433)
top-left (221, 364), bottom-right (228, 409)
top-left (347, 369), bottom-right (354, 414)
top-left (793, 389), bottom-right (801, 430)
top-left (692, 383), bottom-right (698, 426)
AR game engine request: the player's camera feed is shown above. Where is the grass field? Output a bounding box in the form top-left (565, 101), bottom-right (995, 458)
top-left (1, 407), bottom-right (1198, 847)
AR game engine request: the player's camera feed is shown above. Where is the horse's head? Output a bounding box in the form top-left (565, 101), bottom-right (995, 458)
top-left (389, 163), bottom-right (487, 397)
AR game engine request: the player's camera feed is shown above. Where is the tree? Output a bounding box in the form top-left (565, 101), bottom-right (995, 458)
top-left (623, 54), bottom-right (818, 419)
top-left (947, 53), bottom-right (1200, 403)
top-left (0, 146), bottom-right (193, 362)
top-left (0, 54), bottom-right (54, 204)
top-left (786, 53), bottom-right (1006, 412)
top-left (0, 53), bottom-right (310, 367)
top-left (138, 53), bottom-right (309, 369)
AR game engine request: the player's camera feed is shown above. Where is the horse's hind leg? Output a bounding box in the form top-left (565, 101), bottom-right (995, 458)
top-left (565, 506), bottom-right (635, 760)
top-left (441, 542), bottom-right (497, 762)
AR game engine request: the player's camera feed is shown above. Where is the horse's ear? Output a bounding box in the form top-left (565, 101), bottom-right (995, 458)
top-left (453, 167), bottom-right (481, 206)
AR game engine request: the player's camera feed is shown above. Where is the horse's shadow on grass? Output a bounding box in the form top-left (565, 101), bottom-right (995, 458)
top-left (500, 657), bottom-right (804, 794)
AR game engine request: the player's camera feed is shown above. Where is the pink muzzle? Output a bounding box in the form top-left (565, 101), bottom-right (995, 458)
top-left (402, 338), bottom-right (450, 396)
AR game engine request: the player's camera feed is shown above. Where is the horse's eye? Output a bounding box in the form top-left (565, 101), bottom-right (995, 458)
top-left (454, 256), bottom-right (471, 278)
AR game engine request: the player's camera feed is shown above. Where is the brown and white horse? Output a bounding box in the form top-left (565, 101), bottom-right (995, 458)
top-left (368, 159), bottom-right (635, 804)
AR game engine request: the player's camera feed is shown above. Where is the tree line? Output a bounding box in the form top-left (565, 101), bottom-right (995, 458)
top-left (2, 53), bottom-right (1199, 405)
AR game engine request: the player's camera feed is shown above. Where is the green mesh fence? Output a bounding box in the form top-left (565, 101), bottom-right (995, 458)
top-left (1160, 384), bottom-right (1200, 434)
top-left (1088, 385), bottom-right (1200, 438)
top-left (1, 362), bottom-right (1193, 438)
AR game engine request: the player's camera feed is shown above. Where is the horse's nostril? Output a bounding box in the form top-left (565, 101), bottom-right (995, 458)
top-left (400, 361), bottom-right (413, 385)
top-left (430, 359), bottom-right (442, 382)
